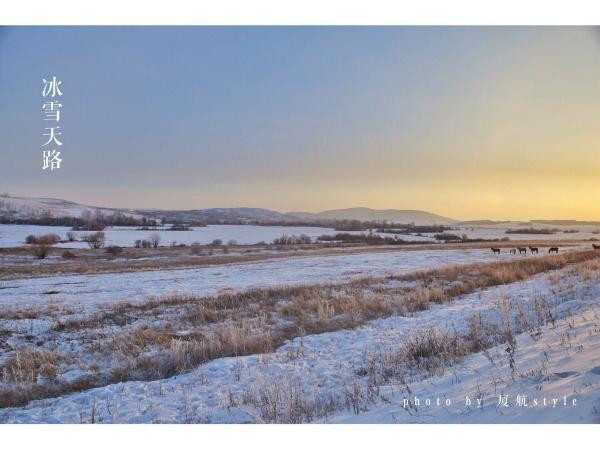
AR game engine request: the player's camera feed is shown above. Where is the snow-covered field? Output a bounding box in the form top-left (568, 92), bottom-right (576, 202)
top-left (0, 213), bottom-right (598, 424)
top-left (0, 224), bottom-right (340, 248)
top-left (2, 222), bottom-right (598, 249)
top-left (454, 224), bottom-right (600, 242)
top-left (336, 308), bottom-right (600, 424)
top-left (2, 250), bottom-right (600, 423)
top-left (0, 245), bottom-right (581, 308)
top-left (0, 223), bottom-right (432, 248)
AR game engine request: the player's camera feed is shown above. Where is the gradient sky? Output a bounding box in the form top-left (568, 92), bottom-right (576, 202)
top-left (1, 26), bottom-right (599, 220)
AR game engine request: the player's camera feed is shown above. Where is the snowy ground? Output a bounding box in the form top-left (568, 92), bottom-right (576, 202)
top-left (0, 245), bottom-right (582, 308)
top-left (335, 308), bottom-right (600, 424)
top-left (0, 224), bottom-right (340, 248)
top-left (0, 213), bottom-right (597, 424)
top-left (2, 223), bottom-right (598, 250)
top-left (0, 196), bottom-right (141, 221)
top-left (1, 251), bottom-right (600, 423)
top-left (454, 223), bottom-right (600, 242)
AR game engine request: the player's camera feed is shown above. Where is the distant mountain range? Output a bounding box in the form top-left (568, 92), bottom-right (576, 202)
top-left (141, 207), bottom-right (457, 224)
top-left (137, 207), bottom-right (300, 224)
top-left (0, 196), bottom-right (458, 224)
top-left (287, 207), bottom-right (457, 224)
top-left (5, 195), bottom-right (599, 226)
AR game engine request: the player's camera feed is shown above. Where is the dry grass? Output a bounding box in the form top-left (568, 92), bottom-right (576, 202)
top-left (54, 251), bottom-right (596, 335)
top-left (1, 347), bottom-right (70, 383)
top-left (0, 303), bottom-right (74, 321)
top-left (238, 288), bottom-right (576, 423)
top-left (2, 249), bottom-right (599, 409)
top-left (0, 375), bottom-right (99, 409)
top-left (0, 240), bottom-right (585, 281)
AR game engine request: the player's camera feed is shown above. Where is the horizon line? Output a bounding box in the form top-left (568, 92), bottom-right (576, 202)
top-left (5, 194), bottom-right (600, 224)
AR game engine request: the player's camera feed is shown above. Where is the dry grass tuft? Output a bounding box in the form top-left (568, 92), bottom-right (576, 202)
top-left (1, 347), bottom-right (69, 383)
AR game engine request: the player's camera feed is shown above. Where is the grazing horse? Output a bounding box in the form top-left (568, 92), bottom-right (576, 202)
top-left (491, 247), bottom-right (500, 254)
top-left (549, 247), bottom-right (559, 254)
top-left (510, 248), bottom-right (516, 255)
top-left (518, 247), bottom-right (527, 254)
top-left (529, 246), bottom-right (538, 254)
top-left (593, 244), bottom-right (600, 250)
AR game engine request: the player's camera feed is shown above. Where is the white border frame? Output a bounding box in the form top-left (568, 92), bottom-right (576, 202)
top-left (1, 0), bottom-right (600, 25)
top-left (2, 1), bottom-right (599, 448)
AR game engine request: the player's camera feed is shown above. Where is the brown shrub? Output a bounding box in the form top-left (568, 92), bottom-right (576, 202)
top-left (83, 231), bottom-right (106, 249)
top-left (62, 250), bottom-right (76, 259)
top-left (105, 245), bottom-right (123, 256)
top-left (31, 244), bottom-right (50, 259)
top-left (1, 348), bottom-right (69, 383)
top-left (25, 233), bottom-right (60, 245)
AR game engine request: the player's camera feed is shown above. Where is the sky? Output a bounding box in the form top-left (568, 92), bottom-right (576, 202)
top-left (0, 26), bottom-right (599, 221)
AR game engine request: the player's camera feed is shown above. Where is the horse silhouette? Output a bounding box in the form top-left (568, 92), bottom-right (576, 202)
top-left (593, 244), bottom-right (600, 250)
top-left (529, 246), bottom-right (538, 254)
top-left (518, 247), bottom-right (527, 254)
top-left (548, 247), bottom-right (559, 254)
top-left (491, 247), bottom-right (500, 254)
top-left (509, 248), bottom-right (516, 255)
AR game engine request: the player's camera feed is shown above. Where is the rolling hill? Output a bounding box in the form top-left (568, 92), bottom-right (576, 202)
top-left (1, 195), bottom-right (456, 224)
top-left (287, 207), bottom-right (457, 224)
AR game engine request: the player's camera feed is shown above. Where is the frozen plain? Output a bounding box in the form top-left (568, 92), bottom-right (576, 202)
top-left (2, 252), bottom-right (600, 423)
top-left (0, 220), bottom-right (598, 424)
top-left (0, 245), bottom-right (582, 308)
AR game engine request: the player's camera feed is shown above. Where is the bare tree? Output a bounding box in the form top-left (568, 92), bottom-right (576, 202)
top-left (83, 232), bottom-right (106, 249)
top-left (81, 210), bottom-right (92, 223)
top-left (149, 233), bottom-right (161, 248)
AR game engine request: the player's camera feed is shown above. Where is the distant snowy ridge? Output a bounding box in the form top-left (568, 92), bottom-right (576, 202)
top-left (1, 195), bottom-right (456, 224)
top-left (136, 207), bottom-right (300, 223)
top-left (288, 207), bottom-right (457, 224)
top-left (0, 196), bottom-right (141, 220)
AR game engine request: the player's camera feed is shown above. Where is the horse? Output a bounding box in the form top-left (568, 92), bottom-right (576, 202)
top-left (509, 248), bottom-right (516, 255)
top-left (548, 247), bottom-right (559, 254)
top-left (593, 244), bottom-right (600, 250)
top-left (518, 247), bottom-right (527, 254)
top-left (529, 246), bottom-right (538, 254)
top-left (491, 247), bottom-right (500, 254)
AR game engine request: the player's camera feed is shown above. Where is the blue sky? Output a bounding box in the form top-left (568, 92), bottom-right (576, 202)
top-left (1, 27), bottom-right (599, 219)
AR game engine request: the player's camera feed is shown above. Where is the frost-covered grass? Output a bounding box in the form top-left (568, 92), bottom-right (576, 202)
top-left (0, 245), bottom-right (582, 306)
top-left (1, 250), bottom-right (600, 421)
top-left (334, 305), bottom-right (600, 423)
top-left (2, 240), bottom-right (585, 284)
top-left (2, 256), bottom-right (600, 422)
